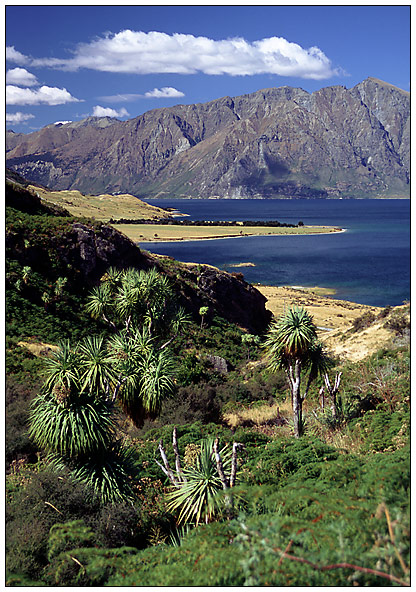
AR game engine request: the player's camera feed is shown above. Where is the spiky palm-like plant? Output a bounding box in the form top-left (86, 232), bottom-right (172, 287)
top-left (86, 266), bottom-right (189, 342)
top-left (100, 266), bottom-right (122, 291)
top-left (69, 442), bottom-right (139, 504)
top-left (107, 331), bottom-right (176, 426)
top-left (137, 347), bottom-right (176, 417)
top-left (77, 335), bottom-right (116, 398)
top-left (85, 283), bottom-right (116, 328)
top-left (264, 306), bottom-right (330, 437)
top-left (28, 392), bottom-right (116, 460)
top-left (42, 340), bottom-right (80, 401)
top-left (165, 439), bottom-right (232, 525)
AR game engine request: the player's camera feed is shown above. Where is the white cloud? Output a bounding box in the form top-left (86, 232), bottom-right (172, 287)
top-left (100, 87), bottom-right (185, 102)
top-left (54, 121), bottom-right (73, 125)
top-left (6, 111), bottom-right (35, 124)
top-left (6, 45), bottom-right (29, 65)
top-left (6, 31), bottom-right (340, 80)
top-left (6, 67), bottom-right (38, 87)
top-left (6, 85), bottom-right (81, 106)
top-left (92, 105), bottom-right (129, 118)
top-left (144, 87), bottom-right (185, 98)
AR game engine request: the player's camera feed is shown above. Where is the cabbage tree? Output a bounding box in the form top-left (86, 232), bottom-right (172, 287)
top-left (264, 306), bottom-right (331, 437)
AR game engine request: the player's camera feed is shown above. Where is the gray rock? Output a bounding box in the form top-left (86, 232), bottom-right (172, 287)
top-left (7, 78), bottom-right (409, 198)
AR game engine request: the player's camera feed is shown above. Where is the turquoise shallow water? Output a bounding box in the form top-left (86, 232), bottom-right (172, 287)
top-left (140, 199), bottom-right (410, 307)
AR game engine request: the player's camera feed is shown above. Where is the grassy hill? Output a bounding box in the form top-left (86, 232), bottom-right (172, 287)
top-left (28, 184), bottom-right (173, 222)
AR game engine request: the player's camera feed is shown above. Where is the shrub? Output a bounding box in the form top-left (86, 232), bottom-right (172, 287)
top-left (47, 520), bottom-right (97, 562)
top-left (351, 311), bottom-right (376, 332)
top-left (6, 378), bottom-right (39, 469)
top-left (6, 467), bottom-right (100, 579)
top-left (384, 311), bottom-right (410, 336)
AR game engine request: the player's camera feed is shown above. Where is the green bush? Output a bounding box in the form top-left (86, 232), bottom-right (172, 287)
top-left (159, 383), bottom-right (221, 425)
top-left (6, 378), bottom-right (39, 469)
top-left (47, 520), bottom-right (97, 562)
top-left (243, 436), bottom-right (340, 487)
top-left (6, 467), bottom-right (100, 579)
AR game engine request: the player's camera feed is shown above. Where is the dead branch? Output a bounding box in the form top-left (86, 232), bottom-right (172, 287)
top-left (213, 438), bottom-right (229, 490)
top-left (324, 372), bottom-right (342, 417)
top-left (172, 427), bottom-right (186, 482)
top-left (230, 442), bottom-right (243, 488)
top-left (157, 439), bottom-right (178, 485)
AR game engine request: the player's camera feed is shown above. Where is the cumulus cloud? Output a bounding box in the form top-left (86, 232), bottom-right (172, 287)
top-left (144, 87), bottom-right (185, 98)
top-left (6, 67), bottom-right (38, 87)
top-left (100, 87), bottom-right (185, 102)
top-left (6, 31), bottom-right (340, 80)
top-left (92, 105), bottom-right (129, 118)
top-left (6, 85), bottom-right (81, 106)
top-left (6, 111), bottom-right (35, 124)
top-left (6, 45), bottom-right (29, 65)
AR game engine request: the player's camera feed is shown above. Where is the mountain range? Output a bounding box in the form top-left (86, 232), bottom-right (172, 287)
top-left (6, 77), bottom-right (409, 199)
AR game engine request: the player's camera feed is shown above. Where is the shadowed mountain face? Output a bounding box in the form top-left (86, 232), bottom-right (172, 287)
top-left (6, 78), bottom-right (409, 199)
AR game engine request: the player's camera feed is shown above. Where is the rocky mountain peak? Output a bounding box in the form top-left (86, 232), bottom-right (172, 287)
top-left (6, 78), bottom-right (409, 199)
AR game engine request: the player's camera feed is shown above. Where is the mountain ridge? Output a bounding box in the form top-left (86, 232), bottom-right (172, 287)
top-left (6, 77), bottom-right (410, 199)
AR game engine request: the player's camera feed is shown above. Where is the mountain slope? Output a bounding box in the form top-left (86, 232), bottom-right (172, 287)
top-left (6, 78), bottom-right (409, 199)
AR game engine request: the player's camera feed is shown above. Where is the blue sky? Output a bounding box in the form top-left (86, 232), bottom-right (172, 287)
top-left (6, 5), bottom-right (410, 133)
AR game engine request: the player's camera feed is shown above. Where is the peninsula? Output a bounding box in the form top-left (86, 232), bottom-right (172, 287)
top-left (114, 222), bottom-right (343, 243)
top-left (27, 181), bottom-right (342, 243)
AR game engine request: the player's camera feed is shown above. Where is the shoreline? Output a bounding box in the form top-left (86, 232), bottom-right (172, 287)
top-left (255, 284), bottom-right (408, 362)
top-left (114, 223), bottom-right (346, 244)
top-left (255, 283), bottom-right (381, 333)
top-left (145, 196), bottom-right (410, 201)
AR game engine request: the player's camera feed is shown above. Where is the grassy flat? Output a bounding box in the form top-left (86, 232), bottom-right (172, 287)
top-left (114, 223), bottom-right (343, 242)
top-left (26, 184), bottom-right (343, 240)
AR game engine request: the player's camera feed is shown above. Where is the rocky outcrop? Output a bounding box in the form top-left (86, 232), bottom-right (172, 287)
top-left (6, 78), bottom-right (409, 199)
top-left (6, 181), bottom-right (271, 333)
top-left (154, 257), bottom-right (271, 334)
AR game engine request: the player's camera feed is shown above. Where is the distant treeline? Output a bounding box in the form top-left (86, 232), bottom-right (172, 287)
top-left (110, 218), bottom-right (300, 228)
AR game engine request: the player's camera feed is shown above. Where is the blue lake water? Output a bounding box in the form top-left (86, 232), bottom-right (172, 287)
top-left (140, 199), bottom-right (410, 307)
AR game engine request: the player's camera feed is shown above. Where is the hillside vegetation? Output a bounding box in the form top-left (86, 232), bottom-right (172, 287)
top-left (5, 178), bottom-right (409, 586)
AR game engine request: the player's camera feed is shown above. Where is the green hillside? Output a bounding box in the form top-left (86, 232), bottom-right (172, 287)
top-left (5, 178), bottom-right (410, 586)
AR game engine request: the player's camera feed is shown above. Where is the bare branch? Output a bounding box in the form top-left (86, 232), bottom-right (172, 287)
top-left (319, 385), bottom-right (325, 410)
top-left (102, 313), bottom-right (117, 331)
top-left (213, 438), bottom-right (229, 490)
top-left (159, 334), bottom-right (176, 351)
top-left (172, 427), bottom-right (186, 482)
top-left (230, 442), bottom-right (243, 488)
top-left (155, 459), bottom-right (175, 482)
top-left (111, 374), bottom-right (127, 402)
top-left (158, 439), bottom-right (178, 485)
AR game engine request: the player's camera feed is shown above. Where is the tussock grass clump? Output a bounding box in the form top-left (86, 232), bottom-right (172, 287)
top-left (222, 400), bottom-right (291, 430)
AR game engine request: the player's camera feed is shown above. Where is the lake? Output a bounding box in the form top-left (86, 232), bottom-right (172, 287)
top-left (140, 199), bottom-right (410, 308)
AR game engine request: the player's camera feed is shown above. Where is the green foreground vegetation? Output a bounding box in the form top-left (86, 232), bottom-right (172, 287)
top-left (5, 182), bottom-right (410, 586)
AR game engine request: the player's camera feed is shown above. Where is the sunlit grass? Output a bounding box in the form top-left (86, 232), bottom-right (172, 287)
top-left (114, 223), bottom-right (342, 243)
top-left (222, 400), bottom-right (292, 430)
